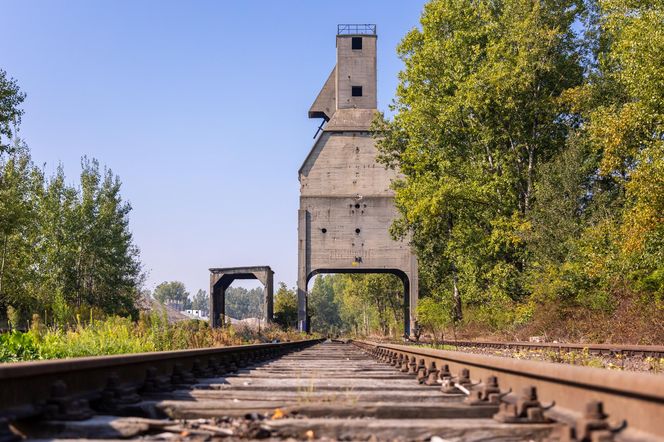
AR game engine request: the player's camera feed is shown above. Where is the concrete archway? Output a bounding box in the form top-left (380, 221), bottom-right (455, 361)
top-left (209, 266), bottom-right (274, 328)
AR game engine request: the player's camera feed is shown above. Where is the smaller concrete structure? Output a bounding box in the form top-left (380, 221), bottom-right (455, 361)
top-left (209, 266), bottom-right (274, 327)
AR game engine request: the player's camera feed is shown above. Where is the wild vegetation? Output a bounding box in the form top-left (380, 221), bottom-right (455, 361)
top-left (0, 311), bottom-right (308, 363)
top-left (375, 0), bottom-right (663, 343)
top-left (308, 274), bottom-right (404, 337)
top-left (273, 282), bottom-right (299, 329)
top-left (1, 68), bottom-right (142, 328)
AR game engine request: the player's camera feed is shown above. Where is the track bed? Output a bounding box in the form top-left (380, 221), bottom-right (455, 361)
top-left (3, 340), bottom-right (664, 441)
top-left (8, 342), bottom-right (555, 441)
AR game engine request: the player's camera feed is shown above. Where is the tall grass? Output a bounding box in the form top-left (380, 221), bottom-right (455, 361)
top-left (0, 311), bottom-right (308, 362)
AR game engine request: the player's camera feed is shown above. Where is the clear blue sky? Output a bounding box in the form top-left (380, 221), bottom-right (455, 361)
top-left (1, 1), bottom-right (426, 295)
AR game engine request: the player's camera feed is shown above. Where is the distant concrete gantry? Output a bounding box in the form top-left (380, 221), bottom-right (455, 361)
top-left (297, 24), bottom-right (419, 335)
top-left (209, 266), bottom-right (274, 327)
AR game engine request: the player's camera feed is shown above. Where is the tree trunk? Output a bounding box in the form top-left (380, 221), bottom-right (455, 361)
top-left (452, 266), bottom-right (463, 321)
top-left (524, 146), bottom-right (535, 213)
top-left (0, 234), bottom-right (8, 299)
top-left (447, 214), bottom-right (463, 321)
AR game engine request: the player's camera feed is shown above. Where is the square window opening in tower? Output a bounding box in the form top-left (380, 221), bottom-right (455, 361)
top-left (352, 37), bottom-right (363, 50)
top-left (352, 86), bottom-right (363, 97)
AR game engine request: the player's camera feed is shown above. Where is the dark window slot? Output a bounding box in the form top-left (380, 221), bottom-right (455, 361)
top-left (352, 37), bottom-right (362, 50)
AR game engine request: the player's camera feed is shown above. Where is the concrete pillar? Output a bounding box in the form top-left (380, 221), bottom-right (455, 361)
top-left (209, 275), bottom-right (225, 328)
top-left (255, 269), bottom-right (274, 323)
top-left (264, 271), bottom-right (274, 323)
top-left (297, 209), bottom-right (309, 332)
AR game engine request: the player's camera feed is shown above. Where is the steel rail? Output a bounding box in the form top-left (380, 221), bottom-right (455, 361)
top-left (0, 339), bottom-right (322, 421)
top-left (353, 340), bottom-right (664, 440)
top-left (408, 339), bottom-right (664, 358)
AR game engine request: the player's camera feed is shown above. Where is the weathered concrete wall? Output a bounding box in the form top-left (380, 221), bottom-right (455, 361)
top-left (336, 35), bottom-right (377, 110)
top-left (309, 68), bottom-right (336, 120)
top-left (298, 30), bottom-right (418, 336)
top-left (300, 130), bottom-right (397, 197)
top-left (299, 196), bottom-right (416, 270)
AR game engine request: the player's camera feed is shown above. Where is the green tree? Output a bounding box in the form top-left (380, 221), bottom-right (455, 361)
top-left (526, 0), bottom-right (664, 315)
top-left (0, 145), bottom-right (39, 319)
top-left (1, 150), bottom-right (143, 322)
top-left (375, 0), bottom-right (584, 327)
top-left (309, 275), bottom-right (342, 334)
top-left (0, 69), bottom-right (25, 155)
top-left (274, 282), bottom-right (297, 329)
top-left (153, 281), bottom-right (189, 306)
top-left (416, 296), bottom-right (453, 343)
top-left (273, 283), bottom-right (298, 329)
top-left (344, 274), bottom-right (403, 336)
top-left (578, 0), bottom-right (664, 290)
top-left (225, 286), bottom-right (263, 319)
top-left (307, 274), bottom-right (405, 337)
top-left (72, 159), bottom-right (142, 315)
top-left (191, 289), bottom-right (209, 312)
top-left (0, 70), bottom-right (143, 323)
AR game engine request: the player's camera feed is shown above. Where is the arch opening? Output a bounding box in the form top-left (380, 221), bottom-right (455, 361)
top-left (303, 268), bottom-right (410, 337)
top-left (209, 266), bottom-right (274, 328)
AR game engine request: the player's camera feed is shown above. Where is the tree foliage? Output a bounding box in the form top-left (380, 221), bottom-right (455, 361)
top-left (377, 0), bottom-right (663, 337)
top-left (225, 286), bottom-right (264, 320)
top-left (153, 281), bottom-right (189, 305)
top-left (0, 70), bottom-right (25, 155)
top-left (308, 274), bottom-right (404, 337)
top-left (273, 283), bottom-right (298, 330)
top-left (308, 276), bottom-right (342, 334)
top-left (0, 73), bottom-right (142, 327)
top-left (191, 289), bottom-right (209, 312)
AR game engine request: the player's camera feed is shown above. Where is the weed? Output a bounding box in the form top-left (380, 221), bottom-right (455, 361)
top-left (0, 313), bottom-right (311, 363)
top-left (646, 357), bottom-right (664, 373)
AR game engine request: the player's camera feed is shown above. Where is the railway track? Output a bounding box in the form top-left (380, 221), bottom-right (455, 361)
top-left (1, 339), bottom-right (663, 440)
top-left (407, 339), bottom-right (664, 358)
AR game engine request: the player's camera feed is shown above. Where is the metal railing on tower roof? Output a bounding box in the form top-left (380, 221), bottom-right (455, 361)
top-left (337, 24), bottom-right (376, 35)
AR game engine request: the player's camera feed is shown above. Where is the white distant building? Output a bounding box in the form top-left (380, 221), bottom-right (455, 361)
top-left (184, 309), bottom-right (208, 320)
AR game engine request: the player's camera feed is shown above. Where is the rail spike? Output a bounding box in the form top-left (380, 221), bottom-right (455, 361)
top-left (171, 363), bottom-right (197, 386)
top-left (141, 366), bottom-right (174, 393)
top-left (407, 356), bottom-right (418, 375)
top-left (207, 357), bottom-right (223, 376)
top-left (416, 359), bottom-right (428, 383)
top-left (556, 401), bottom-right (627, 442)
top-left (400, 354), bottom-right (410, 372)
top-left (395, 353), bottom-right (403, 369)
top-left (494, 386), bottom-right (554, 424)
top-left (438, 364), bottom-right (452, 381)
top-left (441, 367), bottom-right (476, 395)
top-left (465, 375), bottom-right (510, 405)
top-left (191, 358), bottom-right (212, 378)
top-left (94, 372), bottom-right (141, 412)
top-left (424, 361), bottom-right (439, 386)
top-left (43, 380), bottom-right (94, 420)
